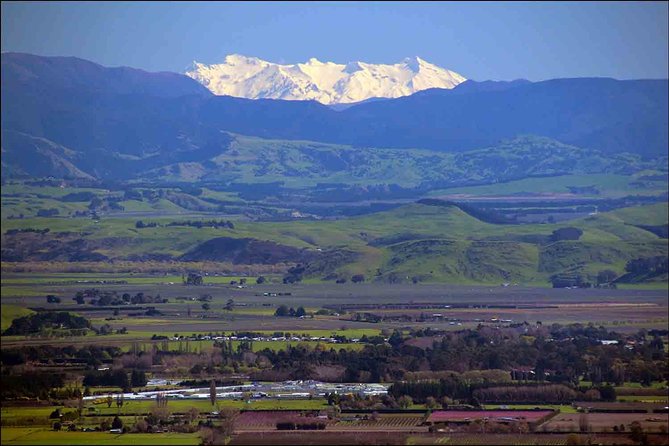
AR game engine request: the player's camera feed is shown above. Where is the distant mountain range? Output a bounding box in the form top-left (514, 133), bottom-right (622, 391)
top-left (185, 54), bottom-right (467, 104)
top-left (1, 52), bottom-right (667, 183)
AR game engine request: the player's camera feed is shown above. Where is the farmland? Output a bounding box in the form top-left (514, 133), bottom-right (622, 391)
top-left (1, 184), bottom-right (667, 445)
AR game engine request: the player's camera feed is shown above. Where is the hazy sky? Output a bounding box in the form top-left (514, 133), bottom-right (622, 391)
top-left (2, 1), bottom-right (667, 81)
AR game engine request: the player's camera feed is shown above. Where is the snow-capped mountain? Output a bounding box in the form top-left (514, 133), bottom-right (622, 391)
top-left (185, 55), bottom-right (466, 104)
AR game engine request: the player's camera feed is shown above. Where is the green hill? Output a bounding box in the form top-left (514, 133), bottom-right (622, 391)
top-left (2, 201), bottom-right (666, 286)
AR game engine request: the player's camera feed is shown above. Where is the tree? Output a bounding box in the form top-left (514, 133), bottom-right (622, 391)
top-left (148, 404), bottom-right (170, 426)
top-left (46, 295), bottom-right (61, 304)
top-left (73, 292), bottom-right (85, 305)
top-left (351, 274), bottom-right (365, 283)
top-left (388, 330), bottom-right (403, 347)
top-left (186, 407), bottom-right (200, 424)
top-left (201, 303), bottom-right (211, 311)
top-left (398, 395), bottom-right (413, 409)
top-left (629, 421), bottom-right (647, 444)
top-left (550, 227), bottom-right (583, 242)
top-left (131, 369), bottom-right (147, 387)
top-left (217, 408), bottom-right (239, 439)
top-left (274, 305), bottom-right (289, 317)
top-left (111, 415), bottom-right (123, 430)
top-left (597, 270), bottom-right (617, 285)
top-left (441, 396), bottom-right (454, 409)
top-left (578, 412), bottom-right (590, 433)
top-left (155, 392), bottom-right (168, 408)
top-left (209, 380), bottom-right (217, 407)
top-left (295, 306), bottom-right (306, 317)
top-left (186, 273), bottom-right (203, 286)
top-left (256, 276), bottom-right (266, 284)
top-left (327, 392), bottom-right (341, 406)
top-left (53, 422), bottom-right (62, 431)
top-left (224, 299), bottom-right (234, 311)
top-left (424, 396), bottom-right (439, 409)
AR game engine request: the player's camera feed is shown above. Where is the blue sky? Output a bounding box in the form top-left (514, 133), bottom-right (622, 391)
top-left (2, 1), bottom-right (667, 81)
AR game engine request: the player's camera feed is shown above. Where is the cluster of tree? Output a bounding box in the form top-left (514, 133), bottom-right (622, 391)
top-left (73, 289), bottom-right (167, 305)
top-left (390, 377), bottom-right (615, 406)
top-left (135, 219), bottom-right (234, 229)
top-left (184, 273), bottom-right (204, 285)
top-left (59, 191), bottom-right (97, 202)
top-left (36, 208), bottom-right (59, 217)
top-left (351, 274), bottom-right (365, 283)
top-left (625, 256), bottom-right (668, 276)
top-left (5, 228), bottom-right (50, 235)
top-left (96, 323), bottom-right (129, 335)
top-left (274, 305), bottom-right (307, 317)
top-left (276, 421), bottom-right (326, 430)
top-left (472, 384), bottom-right (578, 404)
top-left (46, 294), bottom-right (61, 303)
top-left (95, 416), bottom-right (125, 432)
top-left (596, 269), bottom-right (618, 285)
top-left (248, 323), bottom-right (666, 386)
top-left (82, 369), bottom-right (147, 390)
top-left (88, 196), bottom-right (124, 212)
top-left (282, 264), bottom-right (305, 284)
top-left (550, 227), bottom-right (583, 242)
top-left (2, 312), bottom-right (91, 336)
top-left (135, 220), bottom-right (159, 228)
top-left (550, 273), bottom-right (592, 288)
top-left (166, 219), bottom-right (234, 229)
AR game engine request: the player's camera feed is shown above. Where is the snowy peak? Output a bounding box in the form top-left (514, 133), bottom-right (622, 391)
top-left (185, 55), bottom-right (466, 104)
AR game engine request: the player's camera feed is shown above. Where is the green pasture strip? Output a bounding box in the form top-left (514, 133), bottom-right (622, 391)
top-left (617, 396), bottom-right (669, 402)
top-left (612, 381), bottom-right (668, 389)
top-left (2, 399), bottom-right (328, 425)
top-left (0, 275), bottom-right (274, 285)
top-left (118, 339), bottom-right (366, 353)
top-left (482, 404), bottom-right (577, 413)
top-left (1, 305), bottom-right (35, 331)
top-left (427, 174), bottom-right (666, 198)
top-left (0, 428), bottom-right (200, 445)
top-left (82, 398), bottom-right (326, 416)
top-left (616, 283), bottom-right (669, 290)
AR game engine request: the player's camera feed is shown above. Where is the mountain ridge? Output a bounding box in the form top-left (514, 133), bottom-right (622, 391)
top-left (2, 52), bottom-right (667, 173)
top-left (185, 54), bottom-right (466, 104)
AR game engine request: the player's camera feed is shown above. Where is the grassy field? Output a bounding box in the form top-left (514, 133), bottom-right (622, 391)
top-left (1, 398), bottom-right (330, 421)
top-left (2, 193), bottom-right (667, 286)
top-left (0, 428), bottom-right (200, 445)
top-left (481, 404), bottom-right (578, 413)
top-left (1, 304), bottom-right (35, 331)
top-left (430, 173), bottom-right (667, 198)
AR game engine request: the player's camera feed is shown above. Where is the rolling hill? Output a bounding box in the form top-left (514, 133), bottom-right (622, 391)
top-left (2, 52), bottom-right (668, 184)
top-left (2, 201), bottom-right (666, 286)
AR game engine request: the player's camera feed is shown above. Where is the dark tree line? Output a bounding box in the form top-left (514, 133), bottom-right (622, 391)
top-left (73, 289), bottom-right (167, 306)
top-left (274, 305), bottom-right (306, 317)
top-left (82, 369), bottom-right (147, 390)
top-left (1, 372), bottom-right (65, 399)
top-left (1, 345), bottom-right (122, 367)
top-left (135, 219), bottom-right (234, 229)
